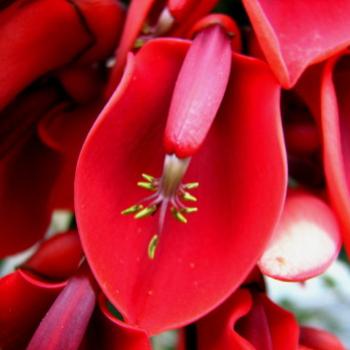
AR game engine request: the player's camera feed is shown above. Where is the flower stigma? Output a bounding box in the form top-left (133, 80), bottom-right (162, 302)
top-left (121, 154), bottom-right (199, 259)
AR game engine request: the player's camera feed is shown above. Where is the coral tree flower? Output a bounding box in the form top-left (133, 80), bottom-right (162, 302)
top-left (0, 0), bottom-right (125, 258)
top-left (243, 0), bottom-right (350, 87)
top-left (75, 22), bottom-right (287, 333)
top-left (0, 232), bottom-right (151, 350)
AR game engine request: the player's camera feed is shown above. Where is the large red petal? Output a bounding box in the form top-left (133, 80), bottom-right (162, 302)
top-left (318, 53), bottom-right (350, 255)
top-left (0, 270), bottom-right (65, 349)
top-left (75, 39), bottom-right (286, 334)
top-left (243, 0), bottom-right (350, 87)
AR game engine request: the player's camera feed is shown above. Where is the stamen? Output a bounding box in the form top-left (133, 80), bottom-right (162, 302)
top-left (122, 154), bottom-right (199, 259)
top-left (182, 192), bottom-right (197, 202)
top-left (141, 173), bottom-right (155, 182)
top-left (137, 181), bottom-right (157, 191)
top-left (134, 205), bottom-right (157, 219)
top-left (171, 208), bottom-right (188, 224)
top-left (148, 234), bottom-right (159, 260)
top-left (121, 204), bottom-right (144, 215)
top-left (183, 182), bottom-right (199, 189)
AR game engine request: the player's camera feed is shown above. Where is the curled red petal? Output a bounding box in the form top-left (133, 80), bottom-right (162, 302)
top-left (243, 0), bottom-right (350, 87)
top-left (27, 264), bottom-right (96, 350)
top-left (0, 270), bottom-right (65, 349)
top-left (22, 231), bottom-right (83, 281)
top-left (75, 39), bottom-right (286, 334)
top-left (259, 191), bottom-right (341, 281)
top-left (299, 326), bottom-right (345, 350)
top-left (81, 294), bottom-right (151, 350)
top-left (197, 289), bottom-right (299, 350)
top-left (318, 52), bottom-right (350, 256)
top-left (0, 0), bottom-right (91, 109)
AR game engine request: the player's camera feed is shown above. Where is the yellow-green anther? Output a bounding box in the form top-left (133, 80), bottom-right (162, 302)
top-left (148, 234), bottom-right (159, 259)
top-left (134, 205), bottom-right (157, 219)
top-left (184, 207), bottom-right (198, 214)
top-left (137, 181), bottom-right (156, 191)
top-left (134, 38), bottom-right (145, 49)
top-left (142, 173), bottom-right (155, 182)
top-left (184, 182), bottom-right (199, 189)
top-left (182, 192), bottom-right (197, 202)
top-left (121, 204), bottom-right (144, 215)
top-left (171, 208), bottom-right (187, 223)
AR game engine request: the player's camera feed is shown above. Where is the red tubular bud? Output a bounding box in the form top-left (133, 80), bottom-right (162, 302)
top-left (168, 0), bottom-right (196, 21)
top-left (189, 14), bottom-right (242, 52)
top-left (164, 25), bottom-right (232, 158)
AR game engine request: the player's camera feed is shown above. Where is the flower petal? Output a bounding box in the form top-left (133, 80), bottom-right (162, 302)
top-left (22, 231), bottom-right (83, 281)
top-left (27, 264), bottom-right (96, 350)
top-left (259, 191), bottom-right (341, 281)
top-left (243, 0), bottom-right (350, 87)
top-left (76, 39), bottom-right (286, 334)
top-left (0, 270), bottom-right (64, 349)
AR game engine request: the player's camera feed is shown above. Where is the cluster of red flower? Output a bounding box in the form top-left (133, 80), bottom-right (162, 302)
top-left (0, 0), bottom-right (349, 349)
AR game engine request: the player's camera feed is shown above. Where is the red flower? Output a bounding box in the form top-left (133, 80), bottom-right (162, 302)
top-left (75, 25), bottom-right (287, 333)
top-left (0, 232), bottom-right (151, 350)
top-left (0, 0), bottom-right (125, 257)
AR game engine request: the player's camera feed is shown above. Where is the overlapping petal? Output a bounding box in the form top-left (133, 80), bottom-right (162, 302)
top-left (259, 191), bottom-right (341, 281)
top-left (243, 0), bottom-right (350, 87)
top-left (0, 0), bottom-right (123, 110)
top-left (75, 38), bottom-right (286, 333)
top-left (197, 288), bottom-right (299, 350)
top-left (0, 270), bottom-right (65, 349)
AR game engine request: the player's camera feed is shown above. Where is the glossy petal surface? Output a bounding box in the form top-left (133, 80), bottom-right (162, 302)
top-left (243, 0), bottom-right (350, 87)
top-left (23, 231), bottom-right (83, 280)
top-left (319, 53), bottom-right (350, 256)
top-left (76, 39), bottom-right (286, 334)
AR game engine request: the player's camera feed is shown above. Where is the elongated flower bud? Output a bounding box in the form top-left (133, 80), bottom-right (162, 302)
top-left (164, 24), bottom-right (232, 158)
